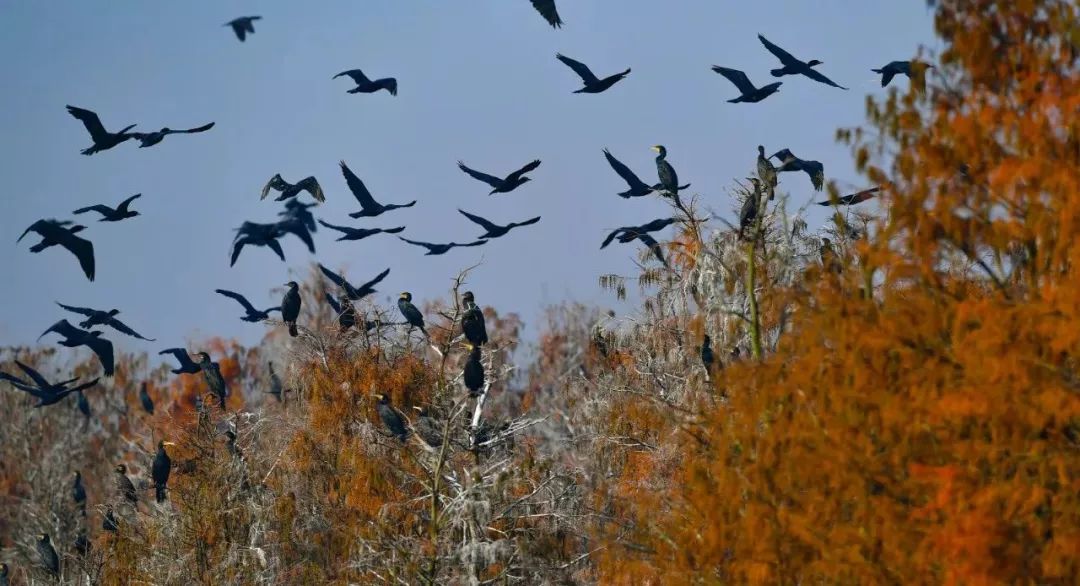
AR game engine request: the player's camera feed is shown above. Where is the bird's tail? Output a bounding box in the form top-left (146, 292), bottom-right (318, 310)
top-left (155, 484), bottom-right (166, 503)
top-left (288, 323), bottom-right (298, 337)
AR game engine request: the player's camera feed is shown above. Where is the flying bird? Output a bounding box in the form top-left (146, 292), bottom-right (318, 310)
top-left (457, 159), bottom-right (541, 195)
top-left (318, 219), bottom-right (405, 242)
top-left (398, 292), bottom-right (428, 338)
top-left (281, 281), bottom-right (301, 337)
top-left (817, 186), bottom-right (881, 206)
top-left (333, 69), bottom-right (398, 95)
top-left (374, 393), bottom-right (408, 442)
top-left (872, 60), bottom-right (933, 87)
top-left (600, 218), bottom-right (677, 249)
top-left (340, 160), bottom-right (417, 218)
top-left (461, 291), bottom-right (488, 347)
top-left (757, 34), bottom-right (847, 89)
top-left (318, 264), bottom-right (390, 301)
top-left (399, 236), bottom-right (487, 256)
top-left (602, 149), bottom-right (690, 198)
top-left (555, 53), bottom-right (630, 93)
top-left (159, 348), bottom-right (201, 375)
top-left (325, 293), bottom-right (357, 332)
top-left (0, 360), bottom-right (98, 407)
top-left (279, 199), bottom-right (318, 233)
top-left (458, 209), bottom-right (540, 239)
top-left (529, 0), bottom-right (563, 28)
top-left (770, 148), bottom-right (824, 191)
top-left (231, 221), bottom-right (286, 266)
top-left (214, 289), bottom-right (281, 322)
top-left (39, 320), bottom-right (115, 376)
top-left (275, 217), bottom-right (316, 253)
top-left (710, 66), bottom-right (782, 103)
top-left (225, 16), bottom-right (261, 41)
top-left (66, 105), bottom-right (136, 155)
top-left (131, 122), bottom-right (215, 148)
top-left (261, 174), bottom-right (325, 203)
top-left (73, 193), bottom-right (142, 222)
top-left (17, 219), bottom-right (95, 281)
top-left (55, 303), bottom-right (155, 340)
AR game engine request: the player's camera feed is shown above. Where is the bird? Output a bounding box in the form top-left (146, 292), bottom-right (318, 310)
top-left (74, 531), bottom-right (90, 557)
top-left (231, 221), bottom-right (286, 266)
top-left (602, 149), bottom-right (690, 198)
top-left (739, 178), bottom-right (764, 239)
top-left (317, 219), bottom-right (405, 242)
top-left (634, 233), bottom-right (669, 268)
top-left (398, 292), bottom-right (428, 338)
top-left (39, 320), bottom-right (115, 376)
top-left (872, 60), bottom-right (933, 87)
top-left (332, 69), bottom-right (398, 95)
top-left (115, 463), bottom-right (137, 503)
top-left (225, 16), bottom-right (261, 42)
top-left (274, 217), bottom-right (316, 254)
top-left (159, 348), bottom-right (201, 375)
top-left (267, 362), bottom-right (288, 402)
top-left (193, 352), bottom-right (229, 409)
top-left (820, 238), bottom-right (842, 274)
top-left (555, 53), bottom-right (630, 93)
top-left (701, 334), bottom-right (715, 375)
top-left (529, 0), bottom-right (563, 28)
top-left (130, 122), bottom-right (215, 148)
top-left (73, 471), bottom-right (87, 514)
top-left (600, 218), bottom-right (677, 249)
top-left (261, 174), bottom-right (325, 203)
top-left (318, 264), bottom-right (390, 301)
top-left (398, 237), bottom-right (487, 256)
top-left (55, 303), bottom-right (155, 340)
top-left (17, 219), bottom-right (95, 281)
top-left (73, 193), bottom-right (142, 222)
top-left (338, 160), bottom-right (417, 218)
top-left (139, 382), bottom-right (154, 414)
top-left (77, 389), bottom-right (91, 419)
top-left (223, 429), bottom-right (243, 459)
top-left (651, 145), bottom-right (681, 199)
top-left (461, 291), bottom-right (488, 346)
top-left (458, 210), bottom-right (541, 240)
top-left (411, 406), bottom-right (443, 448)
top-left (152, 440), bottom-right (174, 503)
top-left (757, 34), bottom-right (847, 89)
top-left (102, 507), bottom-right (119, 532)
top-left (66, 105), bottom-right (136, 155)
top-left (36, 533), bottom-right (59, 578)
top-left (281, 281), bottom-right (301, 337)
top-left (463, 343), bottom-right (485, 397)
top-left (1, 562), bottom-right (8, 586)
top-left (214, 289), bottom-right (281, 322)
top-left (770, 148), bottom-right (824, 191)
top-left (325, 293), bottom-right (357, 332)
top-left (710, 66), bottom-right (782, 103)
top-left (757, 146), bottom-right (778, 200)
top-left (279, 199), bottom-right (318, 233)
top-left (1, 360), bottom-right (98, 407)
top-left (374, 393), bottom-right (408, 442)
top-left (816, 186), bottom-right (881, 206)
top-left (457, 159), bottom-right (541, 195)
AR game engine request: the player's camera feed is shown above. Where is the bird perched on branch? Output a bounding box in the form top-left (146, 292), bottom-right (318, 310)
top-left (281, 281), bottom-right (301, 337)
top-left (73, 471), bottom-right (87, 515)
top-left (529, 0), bottom-right (562, 28)
top-left (555, 53), bottom-right (630, 94)
top-left (411, 406), bottom-right (443, 449)
top-left (159, 348), bottom-right (201, 375)
top-left (261, 174), bottom-right (325, 203)
top-left (333, 69), bottom-right (398, 95)
top-left (152, 440), bottom-right (174, 502)
top-left (651, 145), bottom-right (681, 199)
top-left (225, 16), bottom-right (261, 42)
top-left (757, 34), bottom-right (847, 89)
top-left (701, 334), bottom-right (715, 376)
top-left (214, 289), bottom-right (280, 322)
top-left (115, 463), bottom-right (137, 503)
top-left (461, 291), bottom-right (488, 346)
top-left (73, 193), bottom-right (142, 222)
top-left (39, 320), bottom-right (115, 376)
top-left (398, 292), bottom-right (428, 338)
top-left (463, 343), bottom-right (485, 397)
top-left (739, 178), bottom-right (764, 240)
top-left (458, 159), bottom-right (541, 195)
top-left (325, 293), bottom-right (357, 332)
top-left (816, 186), bottom-right (880, 206)
top-left (66, 105), bottom-right (135, 155)
top-left (458, 210), bottom-right (540, 240)
top-left (193, 352), bottom-right (228, 409)
top-left (36, 533), bottom-right (59, 578)
top-left (757, 146), bottom-right (778, 200)
top-left (398, 237), bottom-right (487, 256)
top-left (770, 148), bottom-right (824, 191)
top-left (131, 122), bottom-right (215, 148)
top-left (139, 382), bottom-right (154, 414)
top-left (55, 302), bottom-right (154, 340)
top-left (18, 219), bottom-right (96, 281)
top-left (339, 160), bottom-right (416, 218)
top-left (318, 219), bottom-right (405, 242)
top-left (374, 393), bottom-right (408, 442)
top-left (710, 66), bottom-right (782, 103)
top-left (602, 149), bottom-right (691, 199)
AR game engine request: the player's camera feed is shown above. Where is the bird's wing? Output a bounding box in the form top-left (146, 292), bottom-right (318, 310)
top-left (298, 176), bottom-right (325, 202)
top-left (56, 302), bottom-right (97, 317)
top-left (40, 319), bottom-right (82, 341)
top-left (66, 106), bottom-right (108, 141)
top-left (158, 348), bottom-right (191, 363)
top-left (457, 162), bottom-right (503, 188)
top-left (85, 337), bottom-right (115, 376)
top-left (359, 267), bottom-right (391, 291)
top-left (600, 228), bottom-right (625, 249)
top-left (17, 220), bottom-right (44, 243)
top-left (757, 34), bottom-right (798, 66)
top-left (334, 69), bottom-right (372, 84)
top-left (324, 293), bottom-right (342, 314)
top-left (229, 239), bottom-right (247, 266)
top-left (710, 66), bottom-right (756, 93)
top-left (266, 238), bottom-right (286, 261)
top-left (529, 0), bottom-right (563, 28)
top-left (505, 159), bottom-right (542, 183)
top-left (603, 149), bottom-right (650, 189)
top-left (72, 205), bottom-right (113, 216)
top-left (277, 219), bottom-right (316, 253)
top-left (845, 186), bottom-right (881, 204)
top-left (0, 371), bottom-right (36, 392)
top-left (769, 148), bottom-right (797, 165)
top-left (105, 317), bottom-right (153, 341)
top-left (58, 233), bottom-right (95, 281)
top-left (555, 53), bottom-right (599, 84)
top-left (317, 264), bottom-right (353, 293)
top-left (229, 21), bottom-right (247, 41)
top-left (14, 360), bottom-right (51, 388)
top-left (215, 289), bottom-right (258, 313)
top-left (453, 240), bottom-right (488, 248)
top-left (118, 193), bottom-right (142, 211)
top-left (457, 209), bottom-right (501, 232)
top-left (340, 161), bottom-right (379, 208)
top-left (510, 216), bottom-right (542, 228)
top-left (398, 236), bottom-right (435, 251)
top-left (69, 378), bottom-right (100, 393)
top-left (637, 234), bottom-right (668, 267)
top-left (169, 122), bottom-right (215, 134)
top-left (801, 68), bottom-right (848, 89)
top-left (317, 219), bottom-right (350, 234)
top-left (803, 160), bottom-right (825, 191)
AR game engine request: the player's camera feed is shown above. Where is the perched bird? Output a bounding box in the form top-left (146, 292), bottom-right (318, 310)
top-left (279, 199), bottom-right (318, 233)
top-left (458, 209), bottom-right (541, 240)
top-left (529, 0), bottom-right (562, 27)
top-left (194, 352), bottom-right (229, 409)
top-left (602, 148), bottom-right (690, 198)
top-left (267, 362), bottom-right (287, 402)
top-left (281, 281), bottom-right (302, 337)
top-left (816, 186), bottom-right (880, 206)
top-left (739, 178), bottom-right (763, 239)
top-left (74, 531), bottom-right (90, 557)
top-left (757, 146), bottom-right (778, 200)
top-left (872, 60), bottom-right (933, 87)
top-left (77, 389), bottom-right (91, 419)
top-left (820, 238), bottom-right (842, 274)
top-left (17, 219), bottom-right (96, 281)
top-left (555, 53), bottom-right (630, 93)
top-left (1, 562), bottom-right (8, 586)
top-left (710, 66), bottom-right (782, 103)
top-left (600, 218), bottom-right (677, 249)
top-left (757, 34), bottom-right (847, 89)
top-left (115, 463), bottom-right (137, 503)
top-left (73, 193), bottom-right (142, 222)
top-left (457, 159), bottom-right (541, 195)
top-left (374, 393), bottom-right (408, 442)
top-left (770, 148), bottom-right (824, 191)
top-left (223, 429), bottom-right (242, 459)
top-left (130, 122), bottom-right (215, 148)
top-left (463, 343), bottom-right (485, 397)
top-left (152, 440), bottom-right (174, 503)
top-left (159, 348), bottom-right (201, 375)
top-left (66, 105), bottom-right (135, 155)
top-left (325, 293), bottom-right (357, 332)
top-left (318, 219), bottom-right (405, 242)
top-left (318, 264), bottom-right (390, 301)
top-left (231, 221), bottom-right (286, 266)
top-left (411, 406), bottom-right (443, 448)
top-left (398, 237), bottom-right (487, 256)
top-left (651, 145), bottom-right (681, 199)
top-left (225, 16), bottom-right (261, 42)
top-left (102, 506), bottom-right (119, 532)
top-left (73, 471), bottom-right (87, 515)
top-left (274, 217), bottom-right (316, 254)
top-left (55, 303), bottom-right (154, 340)
top-left (36, 533), bottom-right (59, 578)
top-left (333, 69), bottom-right (398, 95)
top-left (261, 174), bottom-right (325, 203)
top-left (397, 292), bottom-right (428, 338)
top-left (39, 320), bottom-right (115, 376)
top-left (461, 291), bottom-right (488, 346)
top-left (340, 161), bottom-right (417, 218)
top-left (701, 334), bottom-right (715, 374)
top-left (214, 289), bottom-right (281, 322)
top-left (139, 382), bottom-right (154, 414)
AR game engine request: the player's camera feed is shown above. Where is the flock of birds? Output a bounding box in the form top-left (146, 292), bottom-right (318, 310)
top-left (2, 1), bottom-right (925, 579)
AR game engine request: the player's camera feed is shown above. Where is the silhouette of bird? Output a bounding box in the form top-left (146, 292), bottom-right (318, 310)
top-left (710, 66), bottom-right (782, 103)
top-left (651, 145), bottom-right (681, 199)
top-left (73, 193), bottom-right (142, 222)
top-left (872, 60), bottom-right (933, 87)
top-left (139, 382), bottom-right (154, 414)
top-left (66, 105), bottom-right (135, 155)
top-left (152, 440), bottom-right (174, 502)
top-left (318, 264), bottom-right (389, 302)
top-left (411, 406), bottom-right (443, 448)
top-left (193, 352), bottom-right (228, 409)
top-left (115, 463), bottom-right (137, 503)
top-left (398, 237), bottom-right (487, 256)
top-left (231, 221), bottom-right (286, 266)
top-left (317, 219), bottom-right (405, 242)
top-left (701, 334), bottom-right (715, 374)
top-left (55, 303), bottom-right (154, 340)
top-left (757, 146), bottom-right (778, 200)
top-left (1, 562), bottom-right (9, 586)
top-left (281, 281), bottom-right (301, 337)
top-left (39, 320), bottom-right (115, 376)
top-left (457, 159), bottom-right (541, 195)
top-left (261, 174), bottom-right (325, 203)
top-left (634, 233), bottom-right (669, 268)
top-left (529, 0), bottom-right (563, 28)
top-left (74, 531), bottom-right (90, 557)
top-left (102, 507), bottom-right (119, 532)
top-left (398, 292), bottom-right (428, 338)
top-left (757, 34), bottom-right (847, 89)
top-left (600, 218), bottom-right (677, 249)
top-left (159, 348), bottom-right (201, 375)
top-left (333, 69), bottom-right (398, 95)
top-left (225, 16), bottom-right (261, 41)
top-left (279, 199), bottom-right (318, 233)
top-left (458, 210), bottom-right (541, 239)
top-left (214, 289), bottom-right (280, 322)
top-left (602, 149), bottom-right (690, 198)
top-left (461, 291), bottom-right (488, 346)
top-left (17, 219), bottom-right (95, 281)
top-left (463, 343), bottom-right (485, 397)
top-left (131, 122), bottom-right (215, 148)
top-left (274, 217), bottom-right (316, 254)
top-left (77, 389), bottom-right (91, 419)
top-left (325, 293), bottom-right (357, 332)
top-left (73, 471), bottom-right (87, 514)
top-left (555, 53), bottom-right (630, 93)
top-left (36, 533), bottom-right (59, 577)
top-left (820, 238), bottom-right (842, 274)
top-left (816, 186), bottom-right (881, 206)
top-left (338, 160), bottom-right (417, 218)
top-left (374, 393), bottom-right (408, 442)
top-left (267, 362), bottom-right (289, 402)
top-left (739, 178), bottom-right (763, 239)
top-left (770, 148), bottom-right (824, 191)
top-left (0, 359), bottom-right (85, 402)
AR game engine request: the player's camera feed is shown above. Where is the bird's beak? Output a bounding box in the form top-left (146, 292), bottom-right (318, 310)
top-left (412, 406), bottom-right (422, 412)
top-left (163, 441), bottom-right (176, 447)
top-left (650, 146), bottom-right (660, 152)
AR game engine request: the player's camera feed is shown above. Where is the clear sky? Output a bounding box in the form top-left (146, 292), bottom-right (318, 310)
top-left (0, 1), bottom-right (936, 357)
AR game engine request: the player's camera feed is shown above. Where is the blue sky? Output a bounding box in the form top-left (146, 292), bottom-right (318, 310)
top-left (0, 1), bottom-right (936, 357)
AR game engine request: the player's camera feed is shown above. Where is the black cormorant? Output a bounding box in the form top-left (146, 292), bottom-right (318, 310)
top-left (457, 159), bottom-right (541, 195)
top-left (816, 186), bottom-right (880, 206)
top-left (55, 303), bottom-right (155, 340)
top-left (77, 390), bottom-right (91, 419)
top-left (397, 292), bottom-right (428, 338)
top-left (555, 53), bottom-right (630, 93)
top-left (339, 160), bottom-right (417, 218)
top-left (131, 122), bottom-right (214, 148)
top-left (701, 334), bottom-right (715, 374)
top-left (333, 70), bottom-right (398, 95)
top-left (650, 145), bottom-right (680, 198)
top-left (458, 210), bottom-right (541, 239)
top-left (602, 148), bottom-right (690, 198)
top-left (325, 293), bottom-right (357, 332)
top-left (194, 352), bottom-right (229, 409)
top-left (260, 174), bottom-right (325, 203)
top-left (529, 0), bottom-right (563, 28)
top-left (102, 506), bottom-right (119, 532)
top-left (757, 146), bottom-right (778, 200)
top-left (225, 16), bottom-right (261, 42)
top-left (758, 34), bottom-right (847, 89)
top-left (36, 533), bottom-right (59, 577)
top-left (139, 382), bottom-right (154, 414)
top-left (872, 60), bottom-right (933, 87)
top-left (0, 360), bottom-right (98, 407)
top-left (115, 463), bottom-right (137, 503)
top-left (73, 471), bottom-right (86, 514)
top-left (152, 440), bottom-right (174, 502)
top-left (710, 66), bottom-right (782, 103)
top-left (318, 264), bottom-right (390, 301)
top-left (73, 193), bottom-right (142, 222)
top-left (770, 148), bottom-right (824, 191)
top-left (280, 281), bottom-right (301, 337)
top-left (279, 199), bottom-right (318, 233)
top-left (398, 237), bottom-right (487, 256)
top-left (17, 219), bottom-right (95, 281)
top-left (215, 289), bottom-right (280, 322)
top-left (159, 348), bottom-right (201, 375)
top-left (461, 291), bottom-right (488, 346)
top-left (739, 178), bottom-right (763, 239)
top-left (463, 343), bottom-right (485, 397)
top-left (39, 320), bottom-right (115, 376)
top-left (600, 218), bottom-right (676, 249)
top-left (411, 406), bottom-right (443, 448)
top-left (231, 221), bottom-right (287, 266)
top-left (374, 393), bottom-right (408, 442)
top-left (317, 219), bottom-right (405, 242)
top-left (66, 105), bottom-right (135, 155)
top-left (275, 217), bottom-right (316, 254)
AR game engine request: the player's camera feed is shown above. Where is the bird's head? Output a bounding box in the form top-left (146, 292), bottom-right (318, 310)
top-left (0, 562), bottom-right (7, 574)
top-left (757, 145), bottom-right (766, 156)
top-left (747, 177), bottom-right (761, 186)
top-left (399, 292), bottom-right (412, 302)
top-left (412, 405), bottom-right (428, 416)
top-left (73, 470), bottom-right (81, 480)
top-left (160, 127), bottom-right (171, 133)
top-left (159, 440), bottom-right (176, 450)
top-left (38, 533), bottom-right (50, 543)
top-left (108, 309), bottom-right (121, 316)
top-left (650, 145), bottom-right (667, 157)
top-left (193, 352), bottom-right (210, 363)
top-left (519, 176), bottom-right (532, 184)
top-left (285, 281), bottom-right (298, 289)
top-left (807, 59), bottom-right (823, 66)
top-left (373, 392), bottom-right (388, 402)
top-left (115, 463), bottom-right (127, 474)
top-left (461, 291), bottom-right (475, 304)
